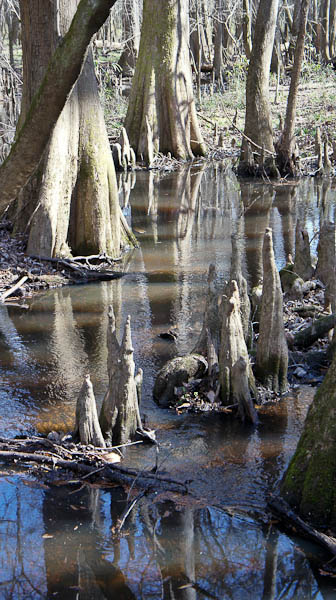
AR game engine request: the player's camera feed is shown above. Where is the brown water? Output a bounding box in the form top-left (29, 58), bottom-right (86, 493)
top-left (0, 165), bottom-right (335, 598)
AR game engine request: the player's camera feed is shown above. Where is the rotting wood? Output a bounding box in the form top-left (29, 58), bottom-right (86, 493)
top-left (29, 255), bottom-right (125, 281)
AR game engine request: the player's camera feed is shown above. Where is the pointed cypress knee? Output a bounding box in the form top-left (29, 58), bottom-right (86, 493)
top-left (219, 280), bottom-right (257, 405)
top-left (255, 228), bottom-right (288, 393)
top-left (230, 233), bottom-right (251, 342)
top-left (99, 309), bottom-right (141, 445)
top-left (74, 374), bottom-right (105, 448)
top-left (193, 263), bottom-right (220, 360)
top-left (293, 221), bottom-right (314, 281)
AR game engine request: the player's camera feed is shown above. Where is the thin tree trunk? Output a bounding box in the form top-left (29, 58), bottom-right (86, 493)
top-left (239, 0), bottom-right (279, 176)
top-left (276, 0), bottom-right (309, 176)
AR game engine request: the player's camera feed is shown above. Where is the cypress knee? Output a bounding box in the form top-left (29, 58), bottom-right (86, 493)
top-left (293, 222), bottom-right (314, 281)
top-left (255, 228), bottom-right (288, 393)
top-left (75, 374), bottom-right (105, 448)
top-left (219, 280), bottom-right (256, 405)
top-left (99, 307), bottom-right (141, 445)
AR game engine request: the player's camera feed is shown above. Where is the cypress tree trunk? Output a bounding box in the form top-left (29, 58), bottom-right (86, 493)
top-left (239, 0), bottom-right (279, 176)
top-left (281, 350), bottom-right (336, 531)
top-left (125, 0), bottom-right (206, 162)
top-left (8, 0), bottom-right (124, 258)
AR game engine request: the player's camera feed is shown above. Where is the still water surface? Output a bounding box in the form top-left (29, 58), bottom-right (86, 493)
top-left (0, 165), bottom-right (335, 598)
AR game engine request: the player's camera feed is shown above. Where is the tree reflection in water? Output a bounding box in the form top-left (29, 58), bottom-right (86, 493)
top-left (0, 474), bottom-right (322, 599)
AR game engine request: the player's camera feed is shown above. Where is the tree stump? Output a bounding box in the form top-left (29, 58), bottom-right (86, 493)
top-left (74, 374), bottom-right (105, 448)
top-left (255, 228), bottom-right (288, 393)
top-left (219, 280), bottom-right (257, 405)
top-left (293, 222), bottom-right (314, 281)
top-left (99, 307), bottom-right (141, 445)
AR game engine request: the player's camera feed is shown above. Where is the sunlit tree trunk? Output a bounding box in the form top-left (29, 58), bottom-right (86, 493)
top-left (239, 0), bottom-right (279, 175)
top-left (11, 0), bottom-right (122, 258)
top-left (125, 0), bottom-right (206, 162)
top-left (276, 0), bottom-right (309, 176)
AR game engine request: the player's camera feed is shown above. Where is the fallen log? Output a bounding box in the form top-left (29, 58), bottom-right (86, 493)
top-left (292, 314), bottom-right (335, 349)
top-left (268, 494), bottom-right (336, 561)
top-left (29, 255), bottom-right (125, 282)
top-left (0, 446), bottom-right (188, 493)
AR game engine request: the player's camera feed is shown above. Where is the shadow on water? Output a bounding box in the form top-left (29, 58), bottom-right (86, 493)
top-left (0, 165), bottom-right (336, 597)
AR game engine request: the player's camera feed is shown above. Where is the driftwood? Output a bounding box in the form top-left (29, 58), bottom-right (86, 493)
top-left (255, 229), bottom-right (288, 393)
top-left (74, 375), bottom-right (105, 448)
top-left (268, 494), bottom-right (336, 562)
top-left (219, 280), bottom-right (257, 405)
top-left (293, 222), bottom-right (314, 281)
top-left (0, 437), bottom-right (187, 493)
top-left (292, 313), bottom-right (335, 349)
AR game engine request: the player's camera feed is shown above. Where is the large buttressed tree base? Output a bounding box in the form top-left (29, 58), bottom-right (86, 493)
top-left (9, 0), bottom-right (124, 258)
top-left (124, 0), bottom-right (206, 162)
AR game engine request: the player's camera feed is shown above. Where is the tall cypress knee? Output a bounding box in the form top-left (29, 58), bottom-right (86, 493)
top-left (255, 228), bottom-right (288, 393)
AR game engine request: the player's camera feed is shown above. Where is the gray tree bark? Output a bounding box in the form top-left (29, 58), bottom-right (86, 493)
top-left (0, 0), bottom-right (119, 234)
top-left (125, 0), bottom-right (206, 161)
top-left (255, 228), bottom-right (288, 393)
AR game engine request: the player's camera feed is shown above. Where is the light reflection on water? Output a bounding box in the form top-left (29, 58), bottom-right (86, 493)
top-left (0, 166), bottom-right (335, 597)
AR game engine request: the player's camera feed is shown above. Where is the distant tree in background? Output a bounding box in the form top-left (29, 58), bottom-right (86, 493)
top-left (125, 0), bottom-right (206, 162)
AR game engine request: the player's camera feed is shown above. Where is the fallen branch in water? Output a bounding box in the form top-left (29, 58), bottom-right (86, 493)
top-left (29, 255), bottom-right (125, 282)
top-left (268, 494), bottom-right (336, 566)
top-left (0, 437), bottom-right (188, 493)
top-left (1, 274), bottom-right (28, 302)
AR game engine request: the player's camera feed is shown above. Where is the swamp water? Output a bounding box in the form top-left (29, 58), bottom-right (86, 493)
top-left (0, 165), bottom-right (335, 599)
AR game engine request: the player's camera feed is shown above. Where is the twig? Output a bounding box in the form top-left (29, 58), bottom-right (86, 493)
top-left (116, 492), bottom-right (145, 533)
top-left (1, 275), bottom-right (28, 301)
top-left (221, 102), bottom-right (277, 157)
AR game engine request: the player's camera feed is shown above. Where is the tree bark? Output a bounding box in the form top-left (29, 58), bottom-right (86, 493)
top-left (99, 306), bottom-right (141, 445)
top-left (239, 0), bottom-right (279, 175)
top-left (0, 0), bottom-right (118, 217)
top-left (281, 349), bottom-right (336, 531)
top-left (124, 0), bottom-right (206, 161)
top-left (255, 228), bottom-right (288, 393)
top-left (276, 0), bottom-right (309, 176)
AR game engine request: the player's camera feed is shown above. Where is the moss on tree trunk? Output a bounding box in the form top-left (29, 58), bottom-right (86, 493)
top-left (281, 350), bottom-right (336, 531)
